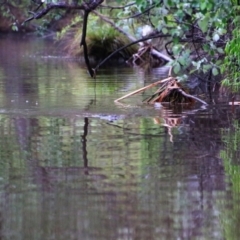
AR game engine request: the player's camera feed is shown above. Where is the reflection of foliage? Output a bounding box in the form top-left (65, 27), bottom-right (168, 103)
top-left (220, 121), bottom-right (240, 240)
top-left (0, 107), bottom-right (229, 239)
top-left (0, 117), bottom-right (28, 185)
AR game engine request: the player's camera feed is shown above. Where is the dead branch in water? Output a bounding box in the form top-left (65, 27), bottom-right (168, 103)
top-left (115, 76), bottom-right (208, 105)
top-left (114, 77), bottom-right (173, 103)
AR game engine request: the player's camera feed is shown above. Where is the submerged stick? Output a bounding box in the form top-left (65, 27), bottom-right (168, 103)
top-left (114, 77), bottom-right (174, 102)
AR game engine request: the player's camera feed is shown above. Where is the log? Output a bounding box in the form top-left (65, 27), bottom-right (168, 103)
top-left (150, 48), bottom-right (173, 62)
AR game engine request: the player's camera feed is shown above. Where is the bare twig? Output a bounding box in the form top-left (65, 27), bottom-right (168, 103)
top-left (23, 1), bottom-right (104, 23)
top-left (100, 3), bottom-right (157, 20)
top-left (23, 3), bottom-right (87, 24)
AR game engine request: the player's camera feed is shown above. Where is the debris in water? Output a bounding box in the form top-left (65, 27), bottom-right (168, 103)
top-left (115, 76), bottom-right (208, 106)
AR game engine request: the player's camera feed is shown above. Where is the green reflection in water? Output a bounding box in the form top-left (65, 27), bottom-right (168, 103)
top-left (0, 107), bottom-right (230, 240)
top-left (0, 114), bottom-right (156, 239)
top-left (220, 120), bottom-right (240, 240)
top-left (0, 35), bottom-right (144, 112)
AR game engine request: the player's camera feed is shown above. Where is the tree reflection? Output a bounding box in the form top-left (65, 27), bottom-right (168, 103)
top-left (82, 117), bottom-right (89, 175)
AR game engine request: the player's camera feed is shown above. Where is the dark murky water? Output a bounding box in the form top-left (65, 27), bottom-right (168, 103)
top-left (0, 33), bottom-right (240, 240)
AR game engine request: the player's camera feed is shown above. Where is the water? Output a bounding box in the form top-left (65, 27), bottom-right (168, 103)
top-left (0, 33), bottom-right (239, 240)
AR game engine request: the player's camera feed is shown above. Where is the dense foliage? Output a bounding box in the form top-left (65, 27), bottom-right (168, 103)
top-left (116, 0), bottom-right (232, 80)
top-left (0, 0), bottom-right (30, 31)
top-left (221, 2), bottom-right (240, 92)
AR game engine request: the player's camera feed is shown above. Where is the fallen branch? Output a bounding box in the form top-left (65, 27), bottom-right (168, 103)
top-left (115, 77), bottom-right (208, 106)
top-left (114, 77), bottom-right (173, 102)
top-left (150, 48), bottom-right (173, 63)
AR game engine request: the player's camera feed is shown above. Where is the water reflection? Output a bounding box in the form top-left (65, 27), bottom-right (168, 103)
top-left (0, 34), bottom-right (237, 240)
top-left (0, 113), bottom-right (227, 240)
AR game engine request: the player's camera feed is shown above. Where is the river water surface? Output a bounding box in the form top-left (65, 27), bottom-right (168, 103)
top-left (0, 33), bottom-right (240, 240)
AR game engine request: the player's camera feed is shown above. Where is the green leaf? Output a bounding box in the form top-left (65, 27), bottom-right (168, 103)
top-left (162, 28), bottom-right (168, 34)
top-left (173, 62), bottom-right (181, 74)
top-left (203, 64), bottom-right (212, 73)
top-left (163, 16), bottom-right (168, 24)
top-left (198, 16), bottom-right (210, 33)
top-left (217, 28), bottom-right (227, 35)
top-left (200, 1), bottom-right (207, 11)
top-left (178, 56), bottom-right (185, 66)
top-left (212, 67), bottom-right (219, 76)
top-left (217, 48), bottom-right (224, 54)
top-left (173, 37), bottom-right (179, 44)
top-left (11, 23), bottom-right (18, 31)
top-left (172, 45), bottom-right (181, 55)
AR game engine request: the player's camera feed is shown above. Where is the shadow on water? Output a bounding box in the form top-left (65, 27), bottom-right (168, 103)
top-left (0, 33), bottom-right (240, 240)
